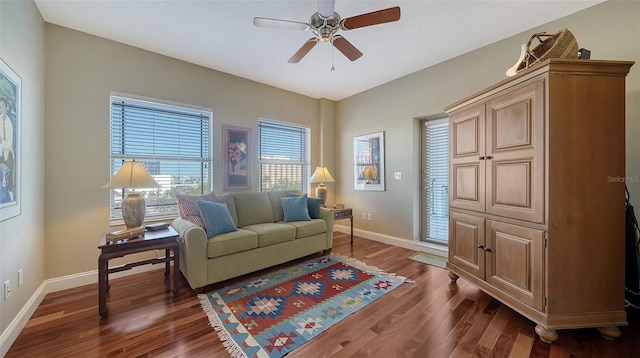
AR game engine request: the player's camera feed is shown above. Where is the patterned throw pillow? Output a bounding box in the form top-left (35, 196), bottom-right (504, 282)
top-left (175, 191), bottom-right (218, 228)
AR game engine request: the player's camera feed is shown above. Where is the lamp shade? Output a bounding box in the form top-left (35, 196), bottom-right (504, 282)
top-left (309, 166), bottom-right (335, 206)
top-left (102, 159), bottom-right (159, 228)
top-left (309, 167), bottom-right (335, 183)
top-left (102, 159), bottom-right (159, 189)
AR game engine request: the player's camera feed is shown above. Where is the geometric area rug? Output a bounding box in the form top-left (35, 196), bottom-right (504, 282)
top-left (198, 253), bottom-right (411, 357)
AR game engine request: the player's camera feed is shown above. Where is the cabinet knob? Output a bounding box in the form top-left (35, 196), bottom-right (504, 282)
top-left (486, 155), bottom-right (493, 160)
top-left (479, 156), bottom-right (485, 160)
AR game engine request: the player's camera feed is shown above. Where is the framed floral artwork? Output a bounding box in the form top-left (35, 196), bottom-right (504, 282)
top-left (223, 124), bottom-right (251, 191)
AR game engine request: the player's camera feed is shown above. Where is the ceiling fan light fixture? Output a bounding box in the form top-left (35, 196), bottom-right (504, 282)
top-left (319, 28), bottom-right (332, 42)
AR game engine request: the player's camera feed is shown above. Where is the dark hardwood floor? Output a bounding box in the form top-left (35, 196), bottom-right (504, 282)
top-left (7, 232), bottom-right (640, 357)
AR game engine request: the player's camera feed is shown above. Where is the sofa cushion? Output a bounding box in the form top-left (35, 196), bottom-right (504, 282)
top-left (215, 193), bottom-right (238, 227)
top-left (242, 223), bottom-right (295, 247)
top-left (207, 229), bottom-right (258, 258)
top-left (281, 195), bottom-right (311, 222)
top-left (268, 190), bottom-right (294, 223)
top-left (233, 192), bottom-right (275, 227)
top-left (197, 200), bottom-right (237, 238)
top-left (175, 191), bottom-right (218, 228)
top-left (288, 193), bottom-right (323, 219)
top-left (285, 219), bottom-right (327, 239)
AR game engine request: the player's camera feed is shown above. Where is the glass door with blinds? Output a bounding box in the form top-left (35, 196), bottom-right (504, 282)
top-left (421, 117), bottom-right (449, 244)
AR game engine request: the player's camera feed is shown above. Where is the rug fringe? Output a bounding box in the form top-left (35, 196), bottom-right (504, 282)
top-left (198, 293), bottom-right (249, 358)
top-left (330, 253), bottom-right (415, 283)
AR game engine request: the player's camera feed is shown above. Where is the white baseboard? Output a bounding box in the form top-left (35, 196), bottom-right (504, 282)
top-left (0, 282), bottom-right (47, 357)
top-left (334, 224), bottom-right (448, 258)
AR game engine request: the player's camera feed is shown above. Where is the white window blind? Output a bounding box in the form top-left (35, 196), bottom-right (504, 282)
top-left (109, 95), bottom-right (212, 222)
top-left (423, 118), bottom-right (449, 242)
top-left (258, 120), bottom-right (310, 192)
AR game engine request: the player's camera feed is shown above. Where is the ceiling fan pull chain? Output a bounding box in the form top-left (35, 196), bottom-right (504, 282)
top-left (331, 38), bottom-right (336, 71)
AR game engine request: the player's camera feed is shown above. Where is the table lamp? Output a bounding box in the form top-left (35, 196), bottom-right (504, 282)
top-left (309, 166), bottom-right (335, 206)
top-left (102, 159), bottom-right (159, 228)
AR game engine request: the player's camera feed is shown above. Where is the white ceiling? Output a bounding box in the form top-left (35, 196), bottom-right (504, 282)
top-left (34, 0), bottom-right (603, 101)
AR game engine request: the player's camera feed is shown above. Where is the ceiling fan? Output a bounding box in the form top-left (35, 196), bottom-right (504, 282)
top-left (253, 0), bottom-right (401, 63)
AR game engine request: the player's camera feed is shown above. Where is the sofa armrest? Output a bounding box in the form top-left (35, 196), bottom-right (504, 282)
top-left (171, 217), bottom-right (208, 289)
top-left (319, 207), bottom-right (335, 248)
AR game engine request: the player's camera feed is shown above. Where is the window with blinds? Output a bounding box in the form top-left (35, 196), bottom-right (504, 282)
top-left (258, 120), bottom-right (310, 192)
top-left (108, 95), bottom-right (212, 222)
top-left (422, 118), bottom-right (449, 243)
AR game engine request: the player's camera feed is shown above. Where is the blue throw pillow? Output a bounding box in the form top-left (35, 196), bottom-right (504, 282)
top-left (288, 193), bottom-right (322, 219)
top-left (281, 195), bottom-right (311, 222)
top-left (197, 200), bottom-right (237, 238)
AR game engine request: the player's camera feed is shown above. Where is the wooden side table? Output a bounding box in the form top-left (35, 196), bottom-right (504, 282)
top-left (332, 208), bottom-right (353, 244)
top-left (98, 227), bottom-right (180, 316)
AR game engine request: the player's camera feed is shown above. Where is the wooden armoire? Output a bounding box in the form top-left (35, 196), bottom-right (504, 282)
top-left (444, 59), bottom-right (634, 343)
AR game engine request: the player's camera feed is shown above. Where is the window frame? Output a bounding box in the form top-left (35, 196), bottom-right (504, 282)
top-left (257, 119), bottom-right (311, 193)
top-left (107, 93), bottom-right (213, 225)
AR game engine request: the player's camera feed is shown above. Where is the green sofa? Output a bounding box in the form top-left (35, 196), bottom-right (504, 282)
top-left (171, 191), bottom-right (334, 290)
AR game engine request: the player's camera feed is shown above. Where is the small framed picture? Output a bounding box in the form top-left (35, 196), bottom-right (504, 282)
top-left (223, 124), bottom-right (251, 191)
top-left (353, 131), bottom-right (385, 191)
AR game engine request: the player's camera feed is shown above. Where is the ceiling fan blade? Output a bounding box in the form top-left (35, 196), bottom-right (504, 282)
top-left (332, 35), bottom-right (363, 61)
top-left (288, 38), bottom-right (319, 63)
top-left (317, 0), bottom-right (336, 18)
top-left (341, 6), bottom-right (401, 30)
top-left (253, 17), bottom-right (309, 31)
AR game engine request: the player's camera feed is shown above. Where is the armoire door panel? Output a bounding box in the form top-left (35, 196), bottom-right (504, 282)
top-left (486, 220), bottom-right (544, 310)
top-left (455, 118), bottom-right (480, 156)
top-left (486, 80), bottom-right (544, 223)
top-left (493, 100), bottom-right (533, 151)
top-left (449, 212), bottom-right (485, 279)
top-left (451, 163), bottom-right (483, 211)
top-left (450, 104), bottom-right (485, 211)
top-left (492, 159), bottom-right (532, 208)
top-left (451, 106), bottom-right (483, 158)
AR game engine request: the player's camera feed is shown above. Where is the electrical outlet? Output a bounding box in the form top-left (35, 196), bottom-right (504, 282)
top-left (367, 213), bottom-right (372, 221)
top-left (18, 269), bottom-right (23, 287)
top-left (4, 280), bottom-right (10, 300)
top-left (395, 172), bottom-right (402, 180)
top-left (361, 212), bottom-right (367, 220)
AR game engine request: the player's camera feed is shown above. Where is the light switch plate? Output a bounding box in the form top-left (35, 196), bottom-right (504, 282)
top-left (4, 280), bottom-right (10, 300)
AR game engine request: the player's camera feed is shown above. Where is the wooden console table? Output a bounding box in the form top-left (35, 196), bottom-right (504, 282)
top-left (332, 208), bottom-right (353, 244)
top-left (98, 227), bottom-right (180, 316)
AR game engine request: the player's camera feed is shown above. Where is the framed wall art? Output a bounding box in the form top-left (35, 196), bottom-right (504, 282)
top-left (223, 124), bottom-right (251, 191)
top-left (353, 131), bottom-right (385, 191)
top-left (0, 58), bottom-right (21, 221)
